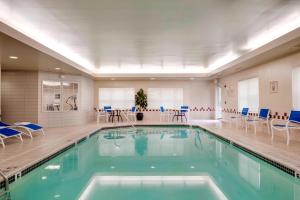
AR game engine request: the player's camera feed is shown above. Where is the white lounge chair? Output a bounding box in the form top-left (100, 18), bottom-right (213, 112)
top-left (0, 121), bottom-right (44, 138)
top-left (246, 108), bottom-right (270, 134)
top-left (271, 110), bottom-right (300, 145)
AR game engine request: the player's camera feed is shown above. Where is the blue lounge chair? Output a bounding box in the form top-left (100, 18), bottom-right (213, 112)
top-left (246, 108), bottom-right (270, 133)
top-left (271, 110), bottom-right (300, 145)
top-left (0, 121), bottom-right (44, 138)
top-left (0, 127), bottom-right (23, 148)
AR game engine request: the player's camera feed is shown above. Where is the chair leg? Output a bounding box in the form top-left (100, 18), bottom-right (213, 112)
top-left (19, 135), bottom-right (23, 142)
top-left (286, 128), bottom-right (291, 145)
top-left (271, 127), bottom-right (274, 140)
top-left (266, 122), bottom-right (270, 134)
top-left (23, 129), bottom-right (33, 139)
top-left (0, 137), bottom-right (5, 148)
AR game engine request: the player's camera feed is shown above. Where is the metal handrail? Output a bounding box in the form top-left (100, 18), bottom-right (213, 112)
top-left (121, 110), bottom-right (135, 128)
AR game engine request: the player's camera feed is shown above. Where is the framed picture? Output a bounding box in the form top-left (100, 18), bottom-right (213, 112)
top-left (270, 81), bottom-right (278, 93)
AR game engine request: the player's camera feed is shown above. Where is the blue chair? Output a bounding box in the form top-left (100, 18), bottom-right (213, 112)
top-left (230, 107), bottom-right (249, 127)
top-left (104, 106), bottom-right (113, 122)
top-left (104, 106), bottom-right (112, 112)
top-left (160, 106), bottom-right (171, 122)
top-left (173, 106), bottom-right (189, 122)
top-left (0, 121), bottom-right (44, 138)
top-left (246, 108), bottom-right (270, 133)
top-left (126, 106), bottom-right (137, 122)
top-left (0, 127), bottom-right (23, 148)
top-left (271, 110), bottom-right (300, 145)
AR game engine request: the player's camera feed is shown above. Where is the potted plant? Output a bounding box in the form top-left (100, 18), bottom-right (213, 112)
top-left (135, 89), bottom-right (148, 121)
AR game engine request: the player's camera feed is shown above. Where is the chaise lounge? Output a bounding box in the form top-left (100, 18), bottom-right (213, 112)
top-left (0, 127), bottom-right (23, 148)
top-left (0, 121), bottom-right (45, 138)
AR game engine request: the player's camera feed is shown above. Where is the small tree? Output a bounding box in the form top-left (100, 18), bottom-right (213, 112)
top-left (135, 89), bottom-right (148, 110)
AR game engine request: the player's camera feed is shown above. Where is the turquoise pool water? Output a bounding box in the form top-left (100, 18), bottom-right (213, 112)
top-left (9, 126), bottom-right (300, 200)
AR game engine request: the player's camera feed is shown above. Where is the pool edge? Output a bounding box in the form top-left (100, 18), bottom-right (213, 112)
top-left (1, 123), bottom-right (299, 190)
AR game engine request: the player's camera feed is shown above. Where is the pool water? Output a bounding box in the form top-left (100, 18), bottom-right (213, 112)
top-left (9, 126), bottom-right (300, 200)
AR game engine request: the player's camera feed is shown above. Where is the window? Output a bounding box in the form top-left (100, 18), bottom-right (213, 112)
top-left (148, 88), bottom-right (183, 109)
top-left (238, 78), bottom-right (259, 112)
top-left (42, 81), bottom-right (79, 112)
top-left (99, 88), bottom-right (135, 109)
top-left (293, 67), bottom-right (300, 109)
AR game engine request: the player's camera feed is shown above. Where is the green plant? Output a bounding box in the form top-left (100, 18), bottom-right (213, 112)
top-left (135, 89), bottom-right (148, 110)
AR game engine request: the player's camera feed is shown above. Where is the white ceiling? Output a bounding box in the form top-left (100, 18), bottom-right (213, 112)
top-left (1, 0), bottom-right (300, 77)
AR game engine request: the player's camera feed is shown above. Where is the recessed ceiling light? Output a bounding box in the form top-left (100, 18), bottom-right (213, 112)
top-left (190, 77), bottom-right (195, 80)
top-left (111, 78), bottom-right (115, 81)
top-left (150, 78), bottom-right (156, 80)
top-left (55, 67), bottom-right (61, 70)
top-left (9, 56), bottom-right (18, 59)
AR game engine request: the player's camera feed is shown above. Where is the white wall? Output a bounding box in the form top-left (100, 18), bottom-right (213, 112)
top-left (38, 72), bottom-right (95, 127)
top-left (0, 64), bottom-right (1, 117)
top-left (94, 80), bottom-right (215, 120)
top-left (220, 52), bottom-right (300, 118)
top-left (1, 71), bottom-right (39, 123)
top-left (1, 71), bottom-right (95, 127)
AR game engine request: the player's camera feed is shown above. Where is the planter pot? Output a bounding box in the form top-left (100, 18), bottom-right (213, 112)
top-left (136, 112), bottom-right (144, 121)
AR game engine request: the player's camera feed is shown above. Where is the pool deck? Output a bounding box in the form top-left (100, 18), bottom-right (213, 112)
top-left (1, 120), bottom-right (300, 183)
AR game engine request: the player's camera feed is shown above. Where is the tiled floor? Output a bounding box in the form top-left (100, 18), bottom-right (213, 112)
top-left (1, 119), bottom-right (300, 182)
top-left (193, 120), bottom-right (300, 173)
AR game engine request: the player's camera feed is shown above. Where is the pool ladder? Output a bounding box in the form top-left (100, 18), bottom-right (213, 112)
top-left (0, 170), bottom-right (10, 200)
top-left (120, 111), bottom-right (135, 128)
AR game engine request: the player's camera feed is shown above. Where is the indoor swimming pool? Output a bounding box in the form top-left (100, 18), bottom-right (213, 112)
top-left (9, 126), bottom-right (300, 200)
